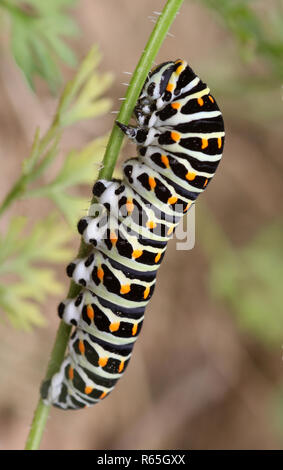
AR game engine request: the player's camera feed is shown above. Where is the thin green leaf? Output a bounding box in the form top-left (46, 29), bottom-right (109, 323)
top-left (50, 136), bottom-right (107, 188)
top-left (197, 0), bottom-right (283, 79)
top-left (3, 0), bottom-right (80, 91)
top-left (0, 214), bottom-right (74, 329)
top-left (50, 192), bottom-right (90, 227)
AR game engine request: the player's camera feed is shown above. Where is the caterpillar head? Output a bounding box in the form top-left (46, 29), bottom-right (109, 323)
top-left (135, 59), bottom-right (191, 125)
top-left (135, 61), bottom-right (175, 122)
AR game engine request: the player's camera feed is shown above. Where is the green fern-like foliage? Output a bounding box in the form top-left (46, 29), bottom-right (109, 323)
top-left (26, 136), bottom-right (110, 226)
top-left (0, 216), bottom-right (73, 329)
top-left (0, 0), bottom-right (79, 91)
top-left (0, 46), bottom-right (113, 329)
top-left (197, 0), bottom-right (283, 79)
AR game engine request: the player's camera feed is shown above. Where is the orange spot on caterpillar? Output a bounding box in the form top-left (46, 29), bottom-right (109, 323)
top-left (175, 60), bottom-right (185, 74)
top-left (120, 284), bottom-right (131, 294)
top-left (184, 203), bottom-right (191, 213)
top-left (97, 266), bottom-right (104, 282)
top-left (86, 304), bottom-right (94, 321)
top-left (203, 178), bottom-right (208, 188)
top-left (100, 391), bottom-right (107, 399)
top-left (85, 386), bottom-right (93, 395)
top-left (168, 195), bottom-right (178, 205)
top-left (161, 154), bottom-right (169, 168)
top-left (132, 249), bottom-right (143, 259)
top-left (132, 323), bottom-right (138, 336)
top-left (110, 231), bottom-right (118, 245)
top-left (155, 252), bottom-right (161, 263)
top-left (166, 83), bottom-right (174, 93)
top-left (146, 220), bottom-right (157, 229)
top-left (98, 357), bottom-right (108, 367)
top-left (171, 102), bottom-right (181, 110)
top-left (171, 131), bottom-right (180, 142)
top-left (148, 176), bottom-right (156, 190)
top-left (167, 226), bottom-right (174, 236)
top-left (143, 286), bottom-right (150, 300)
top-left (197, 97), bottom-right (204, 106)
top-left (109, 321), bottom-right (120, 332)
top-left (119, 361), bottom-right (125, 373)
top-left (176, 64), bottom-right (185, 75)
top-left (79, 340), bottom-right (85, 355)
top-left (126, 199), bottom-right (134, 214)
top-left (218, 137), bottom-right (222, 149)
top-left (201, 138), bottom-right (208, 149)
top-left (68, 366), bottom-right (74, 381)
top-left (186, 172), bottom-right (196, 181)
top-left (209, 95), bottom-right (214, 103)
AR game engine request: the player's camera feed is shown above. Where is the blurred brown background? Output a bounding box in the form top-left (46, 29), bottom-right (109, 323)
top-left (0, 0), bottom-right (282, 450)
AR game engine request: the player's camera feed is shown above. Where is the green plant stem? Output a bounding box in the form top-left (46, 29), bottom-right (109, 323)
top-left (100, 0), bottom-right (184, 180)
top-left (25, 0), bottom-right (184, 450)
top-left (0, 124), bottom-right (58, 218)
top-left (25, 321), bottom-right (72, 450)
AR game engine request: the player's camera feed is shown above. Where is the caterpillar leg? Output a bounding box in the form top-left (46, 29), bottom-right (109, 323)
top-left (77, 208), bottom-right (167, 271)
top-left (116, 121), bottom-right (156, 146)
top-left (65, 252), bottom-right (156, 307)
top-left (41, 351), bottom-right (113, 410)
top-left (41, 357), bottom-right (88, 410)
top-left (58, 288), bottom-right (144, 344)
